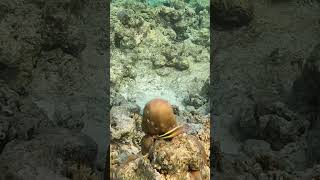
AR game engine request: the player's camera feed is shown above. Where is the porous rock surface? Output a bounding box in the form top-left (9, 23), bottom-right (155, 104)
top-left (0, 128), bottom-right (98, 180)
top-left (212, 0), bottom-right (254, 29)
top-left (111, 110), bottom-right (210, 180)
top-left (0, 0), bottom-right (107, 179)
top-left (111, 0), bottom-right (210, 113)
top-left (110, 1), bottom-right (210, 178)
top-left (211, 0), bottom-right (320, 179)
top-left (110, 106), bottom-right (135, 140)
top-left (150, 134), bottom-right (207, 174)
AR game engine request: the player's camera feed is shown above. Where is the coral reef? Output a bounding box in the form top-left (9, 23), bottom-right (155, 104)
top-left (0, 128), bottom-right (98, 180)
top-left (211, 0), bottom-right (320, 179)
top-left (0, 0), bottom-right (107, 179)
top-left (212, 0), bottom-right (254, 29)
top-left (110, 102), bottom-right (210, 179)
top-left (111, 0), bottom-right (210, 112)
top-left (110, 1), bottom-right (210, 178)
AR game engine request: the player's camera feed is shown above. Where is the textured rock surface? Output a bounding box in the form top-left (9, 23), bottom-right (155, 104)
top-left (212, 0), bottom-right (254, 29)
top-left (150, 134), bottom-right (207, 174)
top-left (0, 81), bottom-right (52, 151)
top-left (111, 0), bottom-right (210, 113)
top-left (0, 0), bottom-right (107, 179)
top-left (212, 0), bottom-right (320, 179)
top-left (0, 128), bottom-right (97, 180)
top-left (111, 112), bottom-right (210, 180)
top-left (110, 106), bottom-right (136, 141)
top-left (110, 1), bottom-right (210, 178)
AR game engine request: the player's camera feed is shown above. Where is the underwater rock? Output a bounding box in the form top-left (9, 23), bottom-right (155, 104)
top-left (150, 134), bottom-right (207, 174)
top-left (53, 102), bottom-right (85, 131)
top-left (158, 6), bottom-right (190, 40)
top-left (279, 141), bottom-right (308, 171)
top-left (112, 7), bottom-right (149, 50)
top-left (0, 0), bottom-right (42, 92)
top-left (0, 118), bottom-right (9, 151)
top-left (112, 109), bottom-right (210, 179)
top-left (190, 28), bottom-right (210, 46)
top-left (30, 49), bottom-right (87, 130)
top-left (258, 115), bottom-right (298, 149)
top-left (242, 139), bottom-right (272, 157)
top-left (117, 9), bottom-right (144, 28)
top-left (0, 128), bottom-right (97, 180)
top-left (111, 1), bottom-right (209, 114)
top-left (0, 81), bottom-right (20, 116)
top-left (200, 78), bottom-right (210, 97)
top-left (66, 163), bottom-right (100, 180)
top-left (210, 0), bottom-right (320, 178)
top-left (307, 129), bottom-right (320, 165)
top-left (239, 101), bottom-right (309, 150)
top-left (42, 1), bottom-right (86, 57)
top-left (292, 43), bottom-right (320, 115)
top-left (0, 82), bottom-right (52, 151)
top-left (111, 92), bottom-right (140, 113)
top-left (0, 0), bottom-right (105, 179)
top-left (173, 57), bottom-right (190, 71)
top-left (116, 134), bottom-right (209, 180)
top-left (212, 0), bottom-right (254, 29)
top-left (155, 67), bottom-right (172, 77)
top-left (152, 55), bottom-right (167, 69)
top-left (257, 103), bottom-right (309, 150)
top-left (184, 93), bottom-right (206, 109)
top-left (305, 43), bottom-right (320, 74)
top-left (116, 155), bottom-right (163, 180)
top-left (110, 92), bottom-right (127, 107)
top-left (300, 165), bottom-right (320, 180)
top-left (151, 55), bottom-right (167, 68)
top-left (158, 6), bottom-right (183, 24)
top-left (141, 135), bottom-right (155, 155)
top-left (197, 8), bottom-right (210, 29)
top-left (31, 49), bottom-right (83, 95)
top-left (172, 21), bottom-right (189, 40)
top-left (110, 106), bottom-right (136, 142)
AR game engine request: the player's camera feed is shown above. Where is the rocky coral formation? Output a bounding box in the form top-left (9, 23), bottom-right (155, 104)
top-left (110, 1), bottom-right (210, 178)
top-left (212, 0), bottom-right (254, 29)
top-left (149, 134), bottom-right (207, 174)
top-left (110, 104), bottom-right (210, 179)
top-left (239, 101), bottom-right (309, 150)
top-left (0, 81), bottom-right (52, 152)
top-left (0, 0), bottom-right (108, 179)
top-left (0, 128), bottom-right (98, 180)
top-left (110, 106), bottom-right (140, 142)
top-left (212, 0), bottom-right (320, 179)
top-left (111, 0), bottom-right (210, 112)
top-left (114, 134), bottom-right (210, 180)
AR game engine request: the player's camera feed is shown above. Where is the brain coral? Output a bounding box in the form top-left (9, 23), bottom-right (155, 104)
top-left (142, 98), bottom-right (177, 135)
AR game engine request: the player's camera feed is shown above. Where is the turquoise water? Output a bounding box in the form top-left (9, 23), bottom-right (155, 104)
top-left (147, 0), bottom-right (168, 6)
top-left (150, 0), bottom-right (209, 6)
top-left (112, 0), bottom-right (209, 7)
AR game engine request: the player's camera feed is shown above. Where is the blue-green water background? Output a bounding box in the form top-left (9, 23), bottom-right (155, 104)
top-left (112, 0), bottom-right (209, 7)
top-left (148, 0), bottom-right (168, 6)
